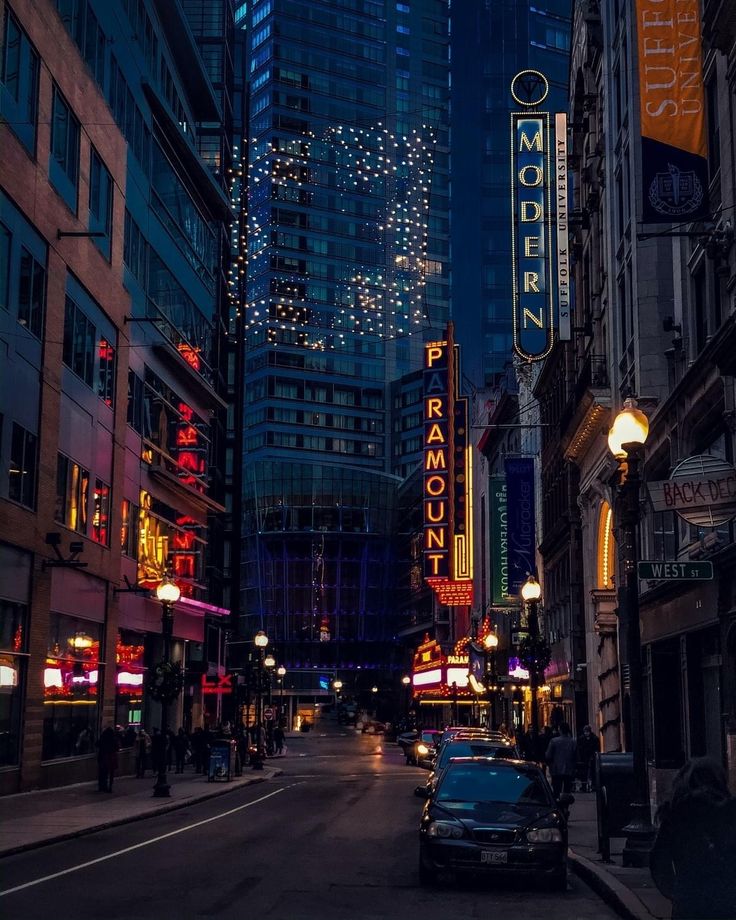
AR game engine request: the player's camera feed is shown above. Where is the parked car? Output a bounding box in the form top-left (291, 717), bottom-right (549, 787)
top-left (418, 757), bottom-right (572, 889)
top-left (398, 729), bottom-right (442, 766)
top-left (415, 737), bottom-right (521, 798)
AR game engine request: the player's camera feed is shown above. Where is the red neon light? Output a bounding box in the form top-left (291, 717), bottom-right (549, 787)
top-left (177, 344), bottom-right (201, 372)
top-left (201, 674), bottom-right (232, 695)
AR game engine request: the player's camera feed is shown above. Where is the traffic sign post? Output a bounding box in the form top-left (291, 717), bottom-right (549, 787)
top-left (637, 561), bottom-right (713, 581)
top-left (263, 706), bottom-right (275, 721)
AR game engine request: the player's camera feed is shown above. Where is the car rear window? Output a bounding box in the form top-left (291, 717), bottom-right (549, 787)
top-left (438, 742), bottom-right (512, 770)
top-left (436, 763), bottom-right (550, 806)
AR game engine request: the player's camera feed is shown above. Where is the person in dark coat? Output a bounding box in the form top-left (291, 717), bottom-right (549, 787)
top-left (97, 725), bottom-right (120, 792)
top-left (173, 728), bottom-right (189, 773)
top-left (650, 757), bottom-right (736, 919)
top-left (273, 724), bottom-right (285, 755)
top-left (576, 724), bottom-right (600, 791)
top-left (545, 722), bottom-right (577, 796)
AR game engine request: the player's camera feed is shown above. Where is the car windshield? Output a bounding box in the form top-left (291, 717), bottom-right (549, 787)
top-left (437, 742), bottom-right (513, 770)
top-left (436, 763), bottom-right (550, 806)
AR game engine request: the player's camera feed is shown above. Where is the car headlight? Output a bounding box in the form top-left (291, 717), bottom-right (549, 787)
top-left (417, 743), bottom-right (429, 755)
top-left (426, 820), bottom-right (465, 839)
top-left (526, 827), bottom-right (563, 844)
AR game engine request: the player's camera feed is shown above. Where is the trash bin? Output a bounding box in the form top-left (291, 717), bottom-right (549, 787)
top-left (208, 739), bottom-right (235, 782)
top-left (594, 752), bottom-right (636, 861)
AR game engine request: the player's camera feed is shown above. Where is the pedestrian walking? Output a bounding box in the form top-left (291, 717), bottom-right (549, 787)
top-left (135, 728), bottom-right (151, 777)
top-left (273, 723), bottom-right (285, 755)
top-left (97, 725), bottom-right (120, 792)
top-left (545, 722), bottom-right (576, 797)
top-left (173, 727), bottom-right (189, 774)
top-left (650, 757), bottom-right (736, 919)
top-left (576, 724), bottom-right (600, 791)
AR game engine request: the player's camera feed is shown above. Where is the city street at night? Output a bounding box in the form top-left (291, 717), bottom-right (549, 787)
top-left (0, 725), bottom-right (617, 920)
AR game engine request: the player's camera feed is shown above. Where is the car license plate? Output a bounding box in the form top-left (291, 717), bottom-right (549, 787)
top-left (481, 850), bottom-right (508, 865)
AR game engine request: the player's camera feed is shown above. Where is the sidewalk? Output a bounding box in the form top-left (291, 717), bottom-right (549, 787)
top-left (567, 792), bottom-right (671, 920)
top-left (0, 762), bottom-right (283, 859)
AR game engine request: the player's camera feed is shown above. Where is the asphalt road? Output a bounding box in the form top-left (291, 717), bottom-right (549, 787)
top-left (0, 723), bottom-right (618, 920)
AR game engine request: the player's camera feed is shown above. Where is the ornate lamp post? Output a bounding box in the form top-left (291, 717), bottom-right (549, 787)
top-left (254, 630), bottom-right (268, 758)
top-left (264, 653), bottom-right (275, 704)
top-left (608, 397), bottom-right (654, 866)
top-left (152, 574), bottom-right (181, 797)
top-left (277, 665), bottom-right (286, 723)
top-left (401, 675), bottom-right (411, 724)
top-left (520, 575), bottom-right (543, 747)
top-left (482, 631), bottom-right (499, 730)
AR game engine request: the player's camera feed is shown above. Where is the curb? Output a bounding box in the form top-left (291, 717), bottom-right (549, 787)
top-left (0, 768), bottom-right (283, 860)
top-left (568, 847), bottom-right (655, 920)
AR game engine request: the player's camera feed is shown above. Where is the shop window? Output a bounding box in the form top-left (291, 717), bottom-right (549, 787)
top-left (43, 613), bottom-right (101, 760)
top-left (121, 498), bottom-right (139, 557)
top-left (50, 85), bottom-right (80, 213)
top-left (1, 9), bottom-right (39, 154)
top-left (89, 147), bottom-right (113, 260)
top-left (55, 452), bottom-right (89, 534)
top-left (115, 631), bottom-right (145, 734)
top-left (18, 246), bottom-right (46, 339)
top-left (0, 599), bottom-right (27, 766)
top-left (91, 479), bottom-right (110, 546)
top-left (8, 422), bottom-right (37, 509)
top-left (137, 490), bottom-right (205, 596)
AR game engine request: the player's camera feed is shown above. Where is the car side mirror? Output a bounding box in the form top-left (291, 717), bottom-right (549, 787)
top-left (414, 784), bottom-right (430, 798)
top-left (557, 793), bottom-right (575, 808)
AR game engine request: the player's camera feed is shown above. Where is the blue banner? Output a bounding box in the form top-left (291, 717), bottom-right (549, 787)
top-left (504, 457), bottom-right (536, 595)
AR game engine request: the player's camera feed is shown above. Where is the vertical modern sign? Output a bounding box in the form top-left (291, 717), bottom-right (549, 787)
top-left (504, 457), bottom-right (536, 595)
top-left (555, 113), bottom-right (571, 341)
top-left (636, 0), bottom-right (708, 223)
top-left (510, 71), bottom-right (554, 363)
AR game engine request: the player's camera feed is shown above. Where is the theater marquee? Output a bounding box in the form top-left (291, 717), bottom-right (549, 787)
top-left (423, 324), bottom-right (473, 606)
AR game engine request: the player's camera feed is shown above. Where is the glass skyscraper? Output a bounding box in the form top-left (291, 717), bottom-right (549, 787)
top-left (239, 0), bottom-right (450, 686)
top-left (451, 0), bottom-right (571, 388)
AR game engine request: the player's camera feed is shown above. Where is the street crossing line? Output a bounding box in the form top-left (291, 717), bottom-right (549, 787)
top-left (0, 784), bottom-right (298, 898)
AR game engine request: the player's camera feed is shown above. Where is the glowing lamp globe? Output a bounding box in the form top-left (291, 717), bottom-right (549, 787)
top-left (521, 575), bottom-right (542, 603)
top-left (607, 398), bottom-right (649, 460)
top-left (401, 675), bottom-right (411, 686)
top-left (277, 666), bottom-right (286, 678)
top-left (156, 576), bottom-right (180, 605)
top-left (264, 654), bottom-right (276, 669)
top-left (483, 632), bottom-right (499, 650)
top-left (333, 679), bottom-right (343, 691)
top-left (254, 630), bottom-right (269, 648)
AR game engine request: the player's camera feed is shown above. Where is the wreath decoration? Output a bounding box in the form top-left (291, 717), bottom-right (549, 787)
top-left (519, 636), bottom-right (552, 674)
top-left (147, 660), bottom-right (184, 703)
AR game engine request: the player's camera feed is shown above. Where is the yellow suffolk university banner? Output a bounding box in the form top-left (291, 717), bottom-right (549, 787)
top-left (636, 0), bottom-right (708, 222)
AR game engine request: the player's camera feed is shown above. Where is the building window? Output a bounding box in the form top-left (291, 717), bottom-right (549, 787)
top-left (1, 9), bottom-right (39, 154)
top-left (89, 148), bottom-right (113, 260)
top-left (43, 613), bottom-right (101, 760)
top-left (8, 422), bottom-right (37, 509)
top-left (55, 453), bottom-right (89, 534)
top-left (123, 210), bottom-right (148, 287)
top-left (127, 369), bottom-right (144, 433)
top-left (18, 246), bottom-right (46, 339)
top-left (0, 599), bottom-right (27, 766)
top-left (121, 498), bottom-right (139, 557)
top-left (91, 479), bottom-right (110, 545)
top-left (115, 631), bottom-right (145, 731)
top-left (50, 86), bottom-right (80, 213)
top-left (98, 337), bottom-right (116, 407)
top-left (0, 223), bottom-right (10, 312)
top-left (706, 78), bottom-right (720, 180)
top-left (64, 296), bottom-right (115, 404)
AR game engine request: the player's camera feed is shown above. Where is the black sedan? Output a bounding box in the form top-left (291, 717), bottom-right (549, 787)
top-left (418, 757), bottom-right (572, 889)
top-left (416, 737), bottom-right (521, 798)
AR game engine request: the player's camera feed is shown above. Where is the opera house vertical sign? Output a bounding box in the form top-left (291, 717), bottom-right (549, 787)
top-left (423, 324), bottom-right (473, 607)
top-left (510, 71), bottom-right (555, 362)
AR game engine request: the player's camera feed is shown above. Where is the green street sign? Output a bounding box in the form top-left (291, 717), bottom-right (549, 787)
top-left (637, 561), bottom-right (714, 580)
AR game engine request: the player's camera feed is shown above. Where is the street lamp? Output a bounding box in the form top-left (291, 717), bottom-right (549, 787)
top-left (253, 631), bottom-right (268, 762)
top-left (401, 675), bottom-right (411, 724)
top-left (520, 575), bottom-right (542, 748)
top-left (153, 574), bottom-right (180, 797)
top-left (277, 665), bottom-right (286, 723)
top-left (608, 398), bottom-right (654, 866)
top-left (483, 631), bottom-right (499, 730)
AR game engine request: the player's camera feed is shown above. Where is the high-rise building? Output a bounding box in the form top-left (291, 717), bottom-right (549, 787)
top-left (238, 0), bottom-right (451, 709)
top-left (451, 0), bottom-right (571, 388)
top-left (0, 0), bottom-right (233, 791)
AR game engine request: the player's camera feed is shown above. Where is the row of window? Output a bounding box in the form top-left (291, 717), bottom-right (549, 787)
top-left (245, 376), bottom-right (383, 409)
top-left (245, 431), bottom-right (381, 457)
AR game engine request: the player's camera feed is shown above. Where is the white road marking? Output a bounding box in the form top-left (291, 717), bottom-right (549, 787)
top-left (0, 785), bottom-right (297, 898)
